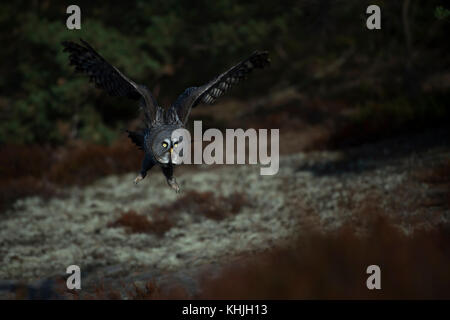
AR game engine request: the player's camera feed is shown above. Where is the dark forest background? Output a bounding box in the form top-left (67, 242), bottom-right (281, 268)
top-left (0, 0), bottom-right (448, 145)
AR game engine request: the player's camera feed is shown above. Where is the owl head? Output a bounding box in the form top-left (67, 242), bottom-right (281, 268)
top-left (150, 126), bottom-right (183, 165)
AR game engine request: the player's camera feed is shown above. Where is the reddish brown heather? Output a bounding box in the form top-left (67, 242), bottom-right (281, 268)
top-left (153, 191), bottom-right (251, 221)
top-left (81, 213), bottom-right (450, 300)
top-left (108, 210), bottom-right (174, 237)
top-left (0, 139), bottom-right (141, 213)
top-left (108, 191), bottom-right (251, 237)
top-left (415, 160), bottom-right (450, 211)
top-left (195, 215), bottom-right (450, 299)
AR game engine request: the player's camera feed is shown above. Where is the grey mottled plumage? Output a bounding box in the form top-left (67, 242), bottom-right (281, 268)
top-left (62, 39), bottom-right (269, 191)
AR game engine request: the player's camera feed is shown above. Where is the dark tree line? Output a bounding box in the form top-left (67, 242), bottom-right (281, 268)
top-left (0, 0), bottom-right (448, 145)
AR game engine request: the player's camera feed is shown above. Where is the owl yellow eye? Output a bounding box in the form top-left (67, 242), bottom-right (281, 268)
top-left (162, 142), bottom-right (168, 148)
top-left (174, 142), bottom-right (178, 147)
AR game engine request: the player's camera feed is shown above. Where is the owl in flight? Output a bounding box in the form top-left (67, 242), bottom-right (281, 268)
top-left (62, 39), bottom-right (269, 192)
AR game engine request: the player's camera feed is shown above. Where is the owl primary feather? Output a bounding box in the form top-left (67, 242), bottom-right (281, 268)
top-left (62, 39), bottom-right (269, 192)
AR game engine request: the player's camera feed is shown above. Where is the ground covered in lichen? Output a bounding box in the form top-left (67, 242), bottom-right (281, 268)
top-left (0, 130), bottom-right (449, 298)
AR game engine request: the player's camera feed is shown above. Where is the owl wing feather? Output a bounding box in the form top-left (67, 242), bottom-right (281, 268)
top-left (169, 50), bottom-right (270, 124)
top-left (126, 130), bottom-right (145, 151)
top-left (62, 39), bottom-right (158, 124)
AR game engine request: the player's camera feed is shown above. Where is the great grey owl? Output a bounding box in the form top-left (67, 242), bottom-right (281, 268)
top-left (62, 39), bottom-right (269, 192)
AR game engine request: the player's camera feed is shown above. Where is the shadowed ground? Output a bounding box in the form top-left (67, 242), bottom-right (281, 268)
top-left (0, 128), bottom-right (448, 299)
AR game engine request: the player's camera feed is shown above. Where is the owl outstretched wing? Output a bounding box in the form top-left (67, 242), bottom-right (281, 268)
top-left (62, 39), bottom-right (158, 124)
top-left (169, 51), bottom-right (270, 124)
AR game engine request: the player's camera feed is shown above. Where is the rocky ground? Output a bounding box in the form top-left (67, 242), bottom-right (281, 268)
top-left (0, 129), bottom-right (448, 299)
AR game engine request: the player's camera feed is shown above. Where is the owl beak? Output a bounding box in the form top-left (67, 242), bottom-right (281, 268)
top-left (170, 148), bottom-right (173, 153)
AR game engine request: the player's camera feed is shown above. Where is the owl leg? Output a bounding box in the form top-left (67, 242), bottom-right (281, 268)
top-left (161, 165), bottom-right (180, 193)
top-left (135, 154), bottom-right (155, 184)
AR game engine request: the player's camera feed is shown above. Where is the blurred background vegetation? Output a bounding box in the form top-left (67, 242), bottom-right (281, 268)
top-left (0, 0), bottom-right (448, 146)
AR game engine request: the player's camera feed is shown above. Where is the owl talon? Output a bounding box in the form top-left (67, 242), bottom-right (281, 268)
top-left (167, 177), bottom-right (180, 193)
top-left (134, 174), bottom-right (144, 184)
